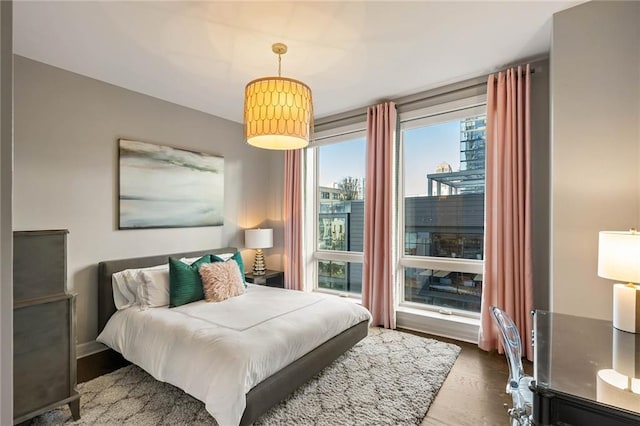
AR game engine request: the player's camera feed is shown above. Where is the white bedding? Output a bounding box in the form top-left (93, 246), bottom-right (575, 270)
top-left (97, 284), bottom-right (371, 426)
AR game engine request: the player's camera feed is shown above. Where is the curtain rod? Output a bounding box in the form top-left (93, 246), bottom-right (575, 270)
top-left (490, 68), bottom-right (535, 81)
top-left (315, 59), bottom-right (545, 130)
top-left (315, 77), bottom-right (486, 130)
top-left (398, 67), bottom-right (536, 106)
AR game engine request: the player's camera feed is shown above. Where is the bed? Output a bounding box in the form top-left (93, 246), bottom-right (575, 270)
top-left (96, 247), bottom-right (370, 426)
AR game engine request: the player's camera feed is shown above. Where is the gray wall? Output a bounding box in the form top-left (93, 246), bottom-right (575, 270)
top-left (0, 1), bottom-right (12, 423)
top-left (550, 1), bottom-right (640, 319)
top-left (531, 60), bottom-right (550, 310)
top-left (13, 56), bottom-right (283, 348)
top-left (265, 153), bottom-right (285, 273)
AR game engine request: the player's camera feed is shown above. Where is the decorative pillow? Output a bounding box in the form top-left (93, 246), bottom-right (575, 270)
top-left (199, 261), bottom-right (245, 303)
top-left (112, 263), bottom-right (168, 310)
top-left (212, 252), bottom-right (247, 286)
top-left (169, 255), bottom-right (212, 307)
top-left (138, 269), bottom-right (170, 310)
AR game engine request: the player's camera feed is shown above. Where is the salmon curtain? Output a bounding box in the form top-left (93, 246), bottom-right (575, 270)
top-left (362, 102), bottom-right (397, 329)
top-left (479, 65), bottom-right (534, 361)
top-left (283, 149), bottom-right (304, 291)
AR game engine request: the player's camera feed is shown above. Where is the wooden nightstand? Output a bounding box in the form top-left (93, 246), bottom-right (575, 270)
top-left (245, 270), bottom-right (284, 288)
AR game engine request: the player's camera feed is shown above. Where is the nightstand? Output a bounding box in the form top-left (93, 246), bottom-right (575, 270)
top-left (245, 270), bottom-right (284, 288)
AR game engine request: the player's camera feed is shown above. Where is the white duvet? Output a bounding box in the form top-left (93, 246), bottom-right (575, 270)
top-left (97, 284), bottom-right (371, 426)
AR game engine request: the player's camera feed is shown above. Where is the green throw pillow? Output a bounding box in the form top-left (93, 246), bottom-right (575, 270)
top-left (212, 252), bottom-right (247, 286)
top-left (169, 255), bottom-right (212, 307)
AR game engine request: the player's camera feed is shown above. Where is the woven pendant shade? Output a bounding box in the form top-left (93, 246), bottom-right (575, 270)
top-left (243, 44), bottom-right (313, 150)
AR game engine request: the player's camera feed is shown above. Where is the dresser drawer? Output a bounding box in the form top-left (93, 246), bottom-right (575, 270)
top-left (13, 230), bottom-right (68, 302)
top-left (13, 297), bottom-right (73, 419)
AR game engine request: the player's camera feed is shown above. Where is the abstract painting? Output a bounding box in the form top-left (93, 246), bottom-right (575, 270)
top-left (118, 139), bottom-right (224, 229)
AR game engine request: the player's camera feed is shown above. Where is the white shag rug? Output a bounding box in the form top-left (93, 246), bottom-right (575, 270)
top-left (24, 328), bottom-right (461, 426)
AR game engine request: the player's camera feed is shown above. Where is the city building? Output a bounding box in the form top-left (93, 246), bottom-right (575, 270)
top-left (426, 115), bottom-right (487, 196)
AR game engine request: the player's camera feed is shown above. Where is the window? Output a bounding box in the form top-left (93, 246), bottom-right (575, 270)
top-left (309, 133), bottom-right (366, 296)
top-left (400, 108), bottom-right (486, 315)
top-left (305, 98), bottom-right (485, 316)
top-left (318, 260), bottom-right (363, 294)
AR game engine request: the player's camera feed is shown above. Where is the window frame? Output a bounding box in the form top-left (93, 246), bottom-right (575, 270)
top-left (397, 100), bottom-right (487, 319)
top-left (304, 125), bottom-right (367, 299)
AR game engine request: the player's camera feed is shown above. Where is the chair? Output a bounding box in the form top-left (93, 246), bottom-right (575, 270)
top-left (489, 305), bottom-right (534, 426)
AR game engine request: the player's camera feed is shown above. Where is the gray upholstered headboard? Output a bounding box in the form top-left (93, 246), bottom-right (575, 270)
top-left (97, 247), bottom-right (237, 332)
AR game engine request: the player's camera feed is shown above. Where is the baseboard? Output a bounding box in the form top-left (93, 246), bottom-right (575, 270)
top-left (396, 308), bottom-right (479, 344)
top-left (76, 347), bottom-right (130, 383)
top-left (77, 340), bottom-right (108, 359)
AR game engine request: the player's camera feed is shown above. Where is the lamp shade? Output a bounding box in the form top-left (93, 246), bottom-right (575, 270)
top-left (598, 231), bottom-right (640, 283)
top-left (245, 228), bottom-right (273, 249)
top-left (244, 77), bottom-right (313, 150)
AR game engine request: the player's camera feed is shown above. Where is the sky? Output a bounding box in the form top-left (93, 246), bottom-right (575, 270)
top-left (318, 120), bottom-right (460, 196)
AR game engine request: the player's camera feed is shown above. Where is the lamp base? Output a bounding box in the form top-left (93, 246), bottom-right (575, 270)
top-left (612, 328), bottom-right (640, 377)
top-left (252, 248), bottom-right (266, 276)
top-left (596, 369), bottom-right (640, 412)
top-left (613, 283), bottom-right (640, 333)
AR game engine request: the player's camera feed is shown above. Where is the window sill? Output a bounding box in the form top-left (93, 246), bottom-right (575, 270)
top-left (311, 291), bottom-right (479, 344)
top-left (313, 289), bottom-right (362, 305)
top-left (396, 305), bottom-right (480, 344)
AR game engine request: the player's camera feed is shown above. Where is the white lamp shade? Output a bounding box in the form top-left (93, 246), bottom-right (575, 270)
top-left (598, 231), bottom-right (640, 283)
top-left (245, 229), bottom-right (273, 249)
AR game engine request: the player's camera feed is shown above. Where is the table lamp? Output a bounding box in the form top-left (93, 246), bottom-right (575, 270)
top-left (244, 228), bottom-right (273, 275)
top-left (598, 229), bottom-right (640, 333)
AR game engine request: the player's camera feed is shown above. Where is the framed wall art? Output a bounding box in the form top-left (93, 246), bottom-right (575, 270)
top-left (118, 139), bottom-right (224, 229)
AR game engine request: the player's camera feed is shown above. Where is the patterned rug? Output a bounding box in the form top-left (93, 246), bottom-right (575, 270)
top-left (26, 328), bottom-right (461, 425)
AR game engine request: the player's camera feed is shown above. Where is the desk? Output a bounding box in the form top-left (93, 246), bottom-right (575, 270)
top-left (532, 310), bottom-right (640, 425)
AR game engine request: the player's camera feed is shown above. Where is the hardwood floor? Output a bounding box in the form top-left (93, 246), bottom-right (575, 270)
top-left (401, 329), bottom-right (533, 426)
top-left (79, 331), bottom-right (530, 426)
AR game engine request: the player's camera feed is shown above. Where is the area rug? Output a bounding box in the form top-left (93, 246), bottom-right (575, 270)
top-left (25, 328), bottom-right (460, 426)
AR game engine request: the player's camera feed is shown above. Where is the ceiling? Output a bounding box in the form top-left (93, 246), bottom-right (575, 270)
top-left (14, 1), bottom-right (579, 124)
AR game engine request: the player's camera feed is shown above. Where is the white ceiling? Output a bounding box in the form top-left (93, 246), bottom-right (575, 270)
top-left (14, 1), bottom-right (579, 123)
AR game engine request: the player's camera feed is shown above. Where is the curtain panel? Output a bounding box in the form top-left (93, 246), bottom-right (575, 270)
top-left (362, 101), bottom-right (397, 329)
top-left (479, 65), bottom-right (534, 360)
top-left (283, 149), bottom-right (304, 291)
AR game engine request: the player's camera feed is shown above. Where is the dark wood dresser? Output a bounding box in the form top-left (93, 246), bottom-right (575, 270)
top-left (13, 230), bottom-right (80, 424)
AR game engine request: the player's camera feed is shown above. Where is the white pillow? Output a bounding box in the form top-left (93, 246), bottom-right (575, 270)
top-left (138, 269), bottom-right (170, 310)
top-left (179, 253), bottom-right (234, 265)
top-left (213, 252), bottom-right (235, 261)
top-left (111, 263), bottom-right (168, 310)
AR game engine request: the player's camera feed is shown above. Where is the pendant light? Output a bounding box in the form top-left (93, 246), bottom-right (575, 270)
top-left (243, 43), bottom-right (313, 150)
